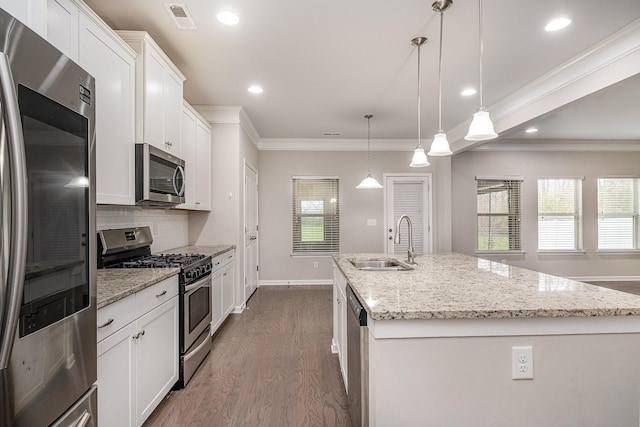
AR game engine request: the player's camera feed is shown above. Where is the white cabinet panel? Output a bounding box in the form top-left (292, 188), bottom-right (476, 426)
top-left (46, 0), bottom-right (78, 61)
top-left (0, 0), bottom-right (46, 35)
top-left (333, 263), bottom-right (348, 389)
top-left (178, 102), bottom-right (211, 210)
top-left (210, 250), bottom-right (235, 334)
top-left (222, 261), bottom-right (235, 316)
top-left (136, 298), bottom-right (179, 425)
top-left (78, 12), bottom-right (135, 205)
top-left (180, 107), bottom-right (197, 208)
top-left (210, 268), bottom-right (224, 333)
top-left (195, 120), bottom-right (211, 210)
top-left (118, 31), bottom-right (185, 156)
top-left (97, 322), bottom-right (136, 427)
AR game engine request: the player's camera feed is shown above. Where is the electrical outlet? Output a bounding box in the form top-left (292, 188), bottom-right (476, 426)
top-left (512, 346), bottom-right (533, 380)
top-left (367, 219), bottom-right (377, 226)
top-left (313, 261), bottom-right (319, 269)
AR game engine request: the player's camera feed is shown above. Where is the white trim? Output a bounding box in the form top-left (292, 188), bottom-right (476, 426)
top-left (536, 250), bottom-right (586, 256)
top-left (597, 250), bottom-right (640, 255)
top-left (570, 276), bottom-right (640, 282)
top-left (193, 105), bottom-right (242, 124)
top-left (258, 138), bottom-right (417, 151)
top-left (368, 315), bottom-right (640, 339)
top-left (476, 251), bottom-right (526, 256)
top-left (239, 108), bottom-right (260, 145)
top-left (473, 140), bottom-right (640, 152)
top-left (475, 175), bottom-right (524, 181)
top-left (331, 339), bottom-right (338, 354)
top-left (259, 280), bottom-right (333, 286)
top-left (537, 176), bottom-right (585, 180)
top-left (232, 303), bottom-right (246, 314)
top-left (290, 254), bottom-right (334, 258)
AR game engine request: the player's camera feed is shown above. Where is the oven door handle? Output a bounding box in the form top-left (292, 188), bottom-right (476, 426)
top-left (184, 274), bottom-right (211, 293)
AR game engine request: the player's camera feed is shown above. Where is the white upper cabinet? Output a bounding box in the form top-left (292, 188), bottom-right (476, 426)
top-left (46, 0), bottom-right (78, 60)
top-left (117, 31), bottom-right (186, 156)
top-left (78, 11), bottom-right (136, 205)
top-left (179, 101), bottom-right (211, 210)
top-left (0, 0), bottom-right (46, 36)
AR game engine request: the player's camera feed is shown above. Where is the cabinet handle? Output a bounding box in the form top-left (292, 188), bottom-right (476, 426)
top-left (132, 330), bottom-right (146, 340)
top-left (156, 290), bottom-right (167, 297)
top-left (215, 262), bottom-right (220, 266)
top-left (223, 273), bottom-right (227, 276)
top-left (228, 255), bottom-right (233, 258)
top-left (98, 318), bottom-right (114, 328)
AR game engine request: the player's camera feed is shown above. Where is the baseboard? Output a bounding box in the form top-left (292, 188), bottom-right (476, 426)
top-left (232, 303), bottom-right (246, 314)
top-left (569, 276), bottom-right (640, 282)
top-left (331, 338), bottom-right (338, 354)
top-left (259, 279), bottom-right (333, 286)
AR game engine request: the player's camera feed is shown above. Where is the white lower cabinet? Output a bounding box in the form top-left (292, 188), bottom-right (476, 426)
top-left (333, 262), bottom-right (348, 389)
top-left (97, 276), bottom-right (179, 427)
top-left (210, 250), bottom-right (235, 335)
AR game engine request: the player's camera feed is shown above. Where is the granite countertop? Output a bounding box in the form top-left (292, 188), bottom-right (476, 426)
top-left (96, 268), bottom-right (180, 309)
top-left (332, 252), bottom-right (640, 321)
top-left (96, 244), bottom-right (235, 309)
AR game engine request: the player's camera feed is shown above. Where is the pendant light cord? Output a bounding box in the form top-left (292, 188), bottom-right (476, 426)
top-left (438, 11), bottom-right (444, 132)
top-left (417, 43), bottom-right (422, 148)
top-left (478, 0), bottom-right (484, 108)
top-left (367, 116), bottom-right (372, 172)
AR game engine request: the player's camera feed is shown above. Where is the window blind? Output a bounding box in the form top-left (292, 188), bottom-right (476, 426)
top-left (537, 178), bottom-right (583, 250)
top-left (476, 178), bottom-right (522, 251)
top-left (597, 177), bottom-right (640, 250)
top-left (393, 181), bottom-right (424, 253)
top-left (292, 177), bottom-right (339, 254)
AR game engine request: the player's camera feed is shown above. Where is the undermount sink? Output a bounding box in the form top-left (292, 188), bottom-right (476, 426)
top-left (349, 259), bottom-right (413, 271)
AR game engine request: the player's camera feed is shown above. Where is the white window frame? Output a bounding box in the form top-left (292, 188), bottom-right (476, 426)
top-left (597, 176), bottom-right (640, 253)
top-left (537, 177), bottom-right (585, 254)
top-left (476, 176), bottom-right (524, 255)
top-left (291, 176), bottom-right (340, 256)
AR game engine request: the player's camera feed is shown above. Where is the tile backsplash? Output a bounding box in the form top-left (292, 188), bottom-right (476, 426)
top-left (97, 206), bottom-right (189, 252)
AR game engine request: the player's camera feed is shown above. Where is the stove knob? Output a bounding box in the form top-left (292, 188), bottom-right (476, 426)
top-left (186, 270), bottom-right (194, 280)
top-left (205, 264), bottom-right (212, 273)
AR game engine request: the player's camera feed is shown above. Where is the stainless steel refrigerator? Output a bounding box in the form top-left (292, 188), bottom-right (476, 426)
top-left (0, 7), bottom-right (97, 427)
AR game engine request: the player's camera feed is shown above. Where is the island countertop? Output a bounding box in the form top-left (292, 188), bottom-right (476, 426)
top-left (332, 252), bottom-right (640, 321)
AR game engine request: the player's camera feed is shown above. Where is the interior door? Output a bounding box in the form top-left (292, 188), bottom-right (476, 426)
top-left (244, 162), bottom-right (258, 302)
top-left (385, 175), bottom-right (432, 255)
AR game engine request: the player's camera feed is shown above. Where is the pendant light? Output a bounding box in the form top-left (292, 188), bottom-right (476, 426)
top-left (409, 37), bottom-right (429, 168)
top-left (428, 0), bottom-right (453, 156)
top-left (356, 114), bottom-right (384, 189)
top-left (465, 0), bottom-right (498, 141)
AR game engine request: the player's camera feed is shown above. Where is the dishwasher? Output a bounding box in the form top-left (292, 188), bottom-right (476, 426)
top-left (346, 284), bottom-right (369, 427)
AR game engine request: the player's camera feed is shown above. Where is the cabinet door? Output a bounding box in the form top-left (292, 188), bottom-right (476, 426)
top-left (179, 106), bottom-right (197, 209)
top-left (222, 262), bottom-right (235, 316)
top-left (195, 121), bottom-right (211, 210)
top-left (143, 48), bottom-right (166, 150)
top-left (79, 13), bottom-right (135, 205)
top-left (163, 70), bottom-right (183, 154)
top-left (46, 0), bottom-right (79, 61)
top-left (210, 268), bottom-right (224, 333)
top-left (136, 297), bottom-right (179, 426)
top-left (97, 322), bottom-right (136, 427)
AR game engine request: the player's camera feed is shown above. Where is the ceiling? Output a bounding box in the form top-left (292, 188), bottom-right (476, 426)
top-left (83, 0), bottom-right (640, 148)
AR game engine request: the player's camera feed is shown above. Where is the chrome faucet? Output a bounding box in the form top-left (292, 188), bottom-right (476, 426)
top-left (394, 214), bottom-right (416, 264)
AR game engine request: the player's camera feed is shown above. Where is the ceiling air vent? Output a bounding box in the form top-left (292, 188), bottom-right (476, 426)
top-left (164, 4), bottom-right (197, 30)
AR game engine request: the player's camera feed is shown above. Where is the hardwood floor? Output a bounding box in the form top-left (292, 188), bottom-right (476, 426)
top-left (143, 285), bottom-right (351, 427)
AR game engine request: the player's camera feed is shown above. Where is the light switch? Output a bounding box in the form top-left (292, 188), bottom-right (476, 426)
top-left (367, 219), bottom-right (376, 226)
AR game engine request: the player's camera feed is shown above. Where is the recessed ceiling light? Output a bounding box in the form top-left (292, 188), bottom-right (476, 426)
top-left (217, 10), bottom-right (239, 25)
top-left (525, 127), bottom-right (538, 133)
top-left (248, 85), bottom-right (263, 94)
top-left (461, 88), bottom-right (477, 96)
top-left (545, 18), bottom-right (571, 32)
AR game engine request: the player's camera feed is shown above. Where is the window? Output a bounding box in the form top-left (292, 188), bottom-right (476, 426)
top-left (292, 177), bottom-right (339, 254)
top-left (476, 177), bottom-right (522, 251)
top-left (597, 177), bottom-right (640, 250)
top-left (537, 178), bottom-right (583, 251)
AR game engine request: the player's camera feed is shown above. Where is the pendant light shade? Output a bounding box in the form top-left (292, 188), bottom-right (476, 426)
top-left (410, 147), bottom-right (429, 167)
top-left (428, 1), bottom-right (453, 157)
top-left (428, 132), bottom-right (452, 156)
top-left (356, 114), bottom-right (383, 189)
top-left (465, 109), bottom-right (497, 141)
top-left (409, 37), bottom-right (429, 168)
top-left (465, 0), bottom-right (498, 142)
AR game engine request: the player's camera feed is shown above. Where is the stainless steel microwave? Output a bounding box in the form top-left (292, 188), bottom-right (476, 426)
top-left (135, 143), bottom-right (185, 206)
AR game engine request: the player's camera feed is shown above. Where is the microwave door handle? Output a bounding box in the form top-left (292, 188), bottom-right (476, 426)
top-left (173, 165), bottom-right (185, 197)
top-left (0, 53), bottom-right (28, 369)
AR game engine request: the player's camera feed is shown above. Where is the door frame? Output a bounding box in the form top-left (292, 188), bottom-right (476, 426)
top-left (383, 173), bottom-right (433, 254)
top-left (243, 159), bottom-right (259, 305)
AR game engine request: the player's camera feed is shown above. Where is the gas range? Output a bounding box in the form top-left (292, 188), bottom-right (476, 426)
top-left (97, 227), bottom-right (212, 286)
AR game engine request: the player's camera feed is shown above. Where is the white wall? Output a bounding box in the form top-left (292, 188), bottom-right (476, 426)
top-left (258, 150), bottom-right (451, 282)
top-left (97, 206), bottom-right (189, 252)
top-left (452, 149), bottom-right (640, 279)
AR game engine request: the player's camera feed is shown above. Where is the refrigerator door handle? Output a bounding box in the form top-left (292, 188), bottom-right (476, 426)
top-left (0, 52), bottom-right (28, 369)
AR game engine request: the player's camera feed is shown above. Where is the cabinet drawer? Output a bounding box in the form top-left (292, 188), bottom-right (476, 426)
top-left (97, 294), bottom-right (136, 343)
top-left (212, 250), bottom-right (234, 271)
top-left (136, 275), bottom-right (179, 318)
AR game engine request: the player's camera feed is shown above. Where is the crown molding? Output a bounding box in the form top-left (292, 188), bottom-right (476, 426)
top-left (193, 105), bottom-right (259, 147)
top-left (257, 138), bottom-right (418, 151)
top-left (472, 139), bottom-right (640, 152)
top-left (450, 18), bottom-right (640, 153)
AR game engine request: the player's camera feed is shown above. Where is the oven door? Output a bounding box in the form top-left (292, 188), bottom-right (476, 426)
top-left (182, 274), bottom-right (212, 352)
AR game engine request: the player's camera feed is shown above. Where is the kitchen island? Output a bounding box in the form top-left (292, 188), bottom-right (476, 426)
top-left (332, 253), bottom-right (640, 427)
